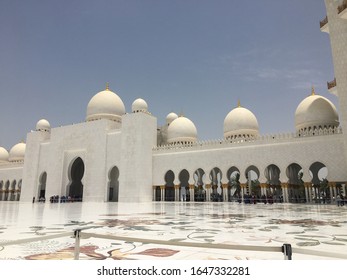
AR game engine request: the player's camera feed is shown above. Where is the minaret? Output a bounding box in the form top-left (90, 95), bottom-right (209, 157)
top-left (323, 0), bottom-right (347, 141)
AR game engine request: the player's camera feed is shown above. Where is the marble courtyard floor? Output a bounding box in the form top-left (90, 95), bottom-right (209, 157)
top-left (0, 201), bottom-right (347, 260)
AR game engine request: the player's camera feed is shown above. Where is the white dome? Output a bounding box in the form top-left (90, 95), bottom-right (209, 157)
top-left (132, 98), bottom-right (148, 113)
top-left (167, 116), bottom-right (198, 144)
top-left (86, 86), bottom-right (125, 122)
top-left (9, 142), bottom-right (26, 162)
top-left (166, 112), bottom-right (178, 125)
top-left (295, 92), bottom-right (339, 132)
top-left (0, 147), bottom-right (9, 162)
top-left (36, 119), bottom-right (51, 132)
top-left (224, 105), bottom-right (259, 139)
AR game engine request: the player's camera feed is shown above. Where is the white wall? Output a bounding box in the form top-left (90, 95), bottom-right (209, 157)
top-left (153, 133), bottom-right (347, 186)
top-left (119, 112), bottom-right (157, 202)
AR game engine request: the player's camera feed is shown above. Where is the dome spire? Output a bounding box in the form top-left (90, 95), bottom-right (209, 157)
top-left (311, 85), bottom-right (315, 96)
top-left (106, 82), bottom-right (110, 91)
top-left (237, 99), bottom-right (241, 108)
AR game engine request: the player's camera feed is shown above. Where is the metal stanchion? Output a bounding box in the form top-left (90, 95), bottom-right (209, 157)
top-left (74, 229), bottom-right (81, 260)
top-left (282, 243), bottom-right (292, 260)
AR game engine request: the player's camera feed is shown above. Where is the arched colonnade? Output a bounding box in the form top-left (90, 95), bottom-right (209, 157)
top-left (153, 162), bottom-right (346, 204)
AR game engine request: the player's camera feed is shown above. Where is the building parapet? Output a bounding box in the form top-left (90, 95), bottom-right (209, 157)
top-left (0, 161), bottom-right (24, 169)
top-left (327, 77), bottom-right (337, 90)
top-left (153, 127), bottom-right (342, 152)
top-left (338, 0), bottom-right (347, 14)
top-left (320, 16), bottom-right (328, 28)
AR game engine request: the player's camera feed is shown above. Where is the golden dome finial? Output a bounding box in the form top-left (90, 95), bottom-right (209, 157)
top-left (237, 99), bottom-right (241, 108)
top-left (106, 82), bottom-right (110, 91)
top-left (311, 85), bottom-right (315, 96)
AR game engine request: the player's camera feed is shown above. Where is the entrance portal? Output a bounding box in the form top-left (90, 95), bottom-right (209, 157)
top-left (68, 157), bottom-right (85, 201)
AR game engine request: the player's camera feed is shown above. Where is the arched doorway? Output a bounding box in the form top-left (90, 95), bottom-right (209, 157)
top-left (164, 170), bottom-right (175, 201)
top-left (309, 162), bottom-right (328, 203)
top-left (227, 167), bottom-right (241, 201)
top-left (38, 172), bottom-right (47, 200)
top-left (265, 164), bottom-right (282, 202)
top-left (68, 157), bottom-right (85, 201)
top-left (108, 166), bottom-right (119, 202)
top-left (245, 165), bottom-right (260, 202)
top-left (210, 167), bottom-right (222, 201)
top-left (193, 168), bottom-right (205, 201)
top-left (179, 169), bottom-right (190, 201)
top-left (286, 163), bottom-right (305, 203)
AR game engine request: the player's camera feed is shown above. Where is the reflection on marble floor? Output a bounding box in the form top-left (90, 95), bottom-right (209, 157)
top-left (0, 202), bottom-right (347, 260)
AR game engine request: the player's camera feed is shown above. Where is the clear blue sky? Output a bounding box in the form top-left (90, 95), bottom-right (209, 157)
top-left (0, 0), bottom-right (336, 150)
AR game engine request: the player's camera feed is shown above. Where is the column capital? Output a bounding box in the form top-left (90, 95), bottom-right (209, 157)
top-left (222, 183), bottom-right (228, 189)
top-left (160, 185), bottom-right (166, 190)
top-left (281, 183), bottom-right (288, 188)
top-left (189, 184), bottom-right (195, 189)
top-left (205, 184), bottom-right (211, 189)
top-left (240, 183), bottom-right (247, 188)
top-left (304, 182), bottom-right (312, 188)
top-left (174, 185), bottom-right (180, 190)
top-left (260, 183), bottom-right (267, 188)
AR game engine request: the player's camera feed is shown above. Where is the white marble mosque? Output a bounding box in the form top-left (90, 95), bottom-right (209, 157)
top-left (1, 1), bottom-right (347, 206)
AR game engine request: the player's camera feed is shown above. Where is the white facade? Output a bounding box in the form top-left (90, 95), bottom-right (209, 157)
top-left (1, 0), bottom-right (347, 204)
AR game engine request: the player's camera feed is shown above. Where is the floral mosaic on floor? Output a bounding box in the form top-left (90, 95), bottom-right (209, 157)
top-left (0, 202), bottom-right (346, 260)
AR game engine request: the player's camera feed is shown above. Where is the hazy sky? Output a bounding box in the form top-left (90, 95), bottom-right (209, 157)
top-left (0, 0), bottom-right (336, 150)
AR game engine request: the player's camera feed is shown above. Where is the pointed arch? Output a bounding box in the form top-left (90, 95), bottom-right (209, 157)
top-left (209, 167), bottom-right (222, 201)
top-left (67, 157), bottom-right (85, 201)
top-left (38, 172), bottom-right (47, 200)
top-left (179, 169), bottom-right (190, 201)
top-left (193, 168), bottom-right (206, 201)
top-left (108, 166), bottom-right (119, 202)
top-left (164, 170), bottom-right (175, 201)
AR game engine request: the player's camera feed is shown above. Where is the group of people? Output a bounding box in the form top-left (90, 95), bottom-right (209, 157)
top-left (336, 194), bottom-right (346, 206)
top-left (50, 195), bottom-right (82, 203)
top-left (32, 195), bottom-right (82, 203)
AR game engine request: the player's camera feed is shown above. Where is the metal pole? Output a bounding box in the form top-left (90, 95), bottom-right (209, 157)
top-left (282, 243), bottom-right (292, 260)
top-left (74, 229), bottom-right (81, 260)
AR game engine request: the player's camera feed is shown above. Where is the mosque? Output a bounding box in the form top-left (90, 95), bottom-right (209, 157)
top-left (0, 0), bottom-right (347, 204)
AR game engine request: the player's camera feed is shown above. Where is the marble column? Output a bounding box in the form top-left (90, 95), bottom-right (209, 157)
top-left (306, 183), bottom-right (313, 203)
top-left (205, 184), bottom-right (211, 202)
top-left (174, 185), bottom-right (180, 201)
top-left (260, 183), bottom-right (266, 196)
top-left (189, 184), bottom-right (195, 202)
top-left (160, 185), bottom-right (165, 201)
top-left (240, 183), bottom-right (247, 202)
top-left (329, 182), bottom-right (336, 202)
top-left (222, 184), bottom-right (228, 202)
top-left (281, 183), bottom-right (288, 203)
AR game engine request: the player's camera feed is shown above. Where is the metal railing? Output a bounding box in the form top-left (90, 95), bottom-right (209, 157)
top-left (1, 227), bottom-right (347, 260)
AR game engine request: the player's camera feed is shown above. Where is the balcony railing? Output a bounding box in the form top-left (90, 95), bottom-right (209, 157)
top-left (320, 16), bottom-right (328, 28)
top-left (327, 78), bottom-right (337, 90)
top-left (338, 0), bottom-right (347, 14)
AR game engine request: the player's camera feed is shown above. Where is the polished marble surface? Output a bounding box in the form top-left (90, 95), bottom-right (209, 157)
top-left (0, 202), bottom-right (347, 260)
